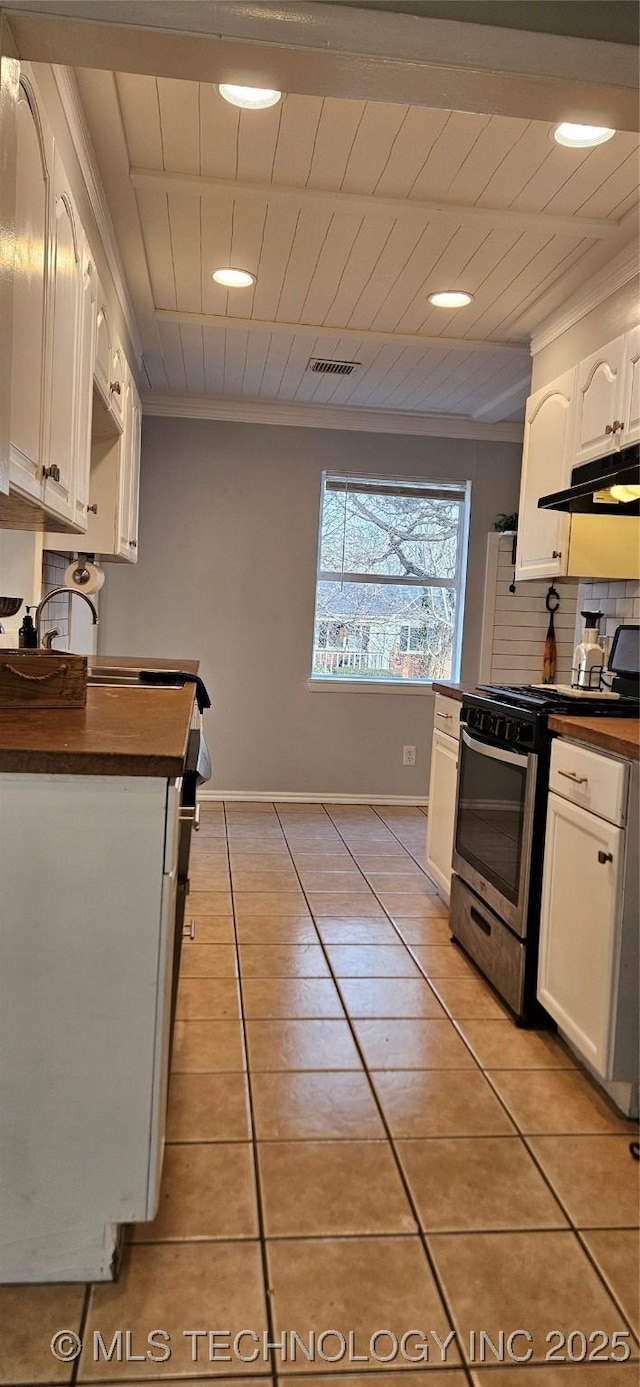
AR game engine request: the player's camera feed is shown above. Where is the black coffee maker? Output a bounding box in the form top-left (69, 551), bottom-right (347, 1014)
top-left (607, 624), bottom-right (640, 699)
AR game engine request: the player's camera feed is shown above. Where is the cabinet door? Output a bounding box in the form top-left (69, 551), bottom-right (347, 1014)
top-left (43, 152), bottom-right (81, 524)
top-left (515, 369), bottom-right (574, 581)
top-left (573, 336), bottom-right (625, 466)
top-left (621, 324), bottom-right (640, 447)
top-left (9, 73), bottom-right (50, 501)
top-left (537, 792), bottom-right (623, 1078)
top-left (127, 387), bottom-right (141, 562)
top-left (425, 728), bottom-right (459, 902)
top-left (94, 290), bottom-right (111, 404)
top-left (117, 370), bottom-right (133, 558)
top-left (72, 242), bottom-right (97, 528)
top-left (110, 340), bottom-right (125, 428)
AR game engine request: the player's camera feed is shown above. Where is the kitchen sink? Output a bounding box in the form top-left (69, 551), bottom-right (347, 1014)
top-left (87, 667), bottom-right (186, 689)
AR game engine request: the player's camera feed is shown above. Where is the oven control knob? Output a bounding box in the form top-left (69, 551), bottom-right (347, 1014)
top-left (494, 716), bottom-right (505, 740)
top-left (480, 711), bottom-right (493, 734)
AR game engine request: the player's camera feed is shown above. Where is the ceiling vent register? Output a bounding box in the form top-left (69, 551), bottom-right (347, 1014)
top-left (307, 358), bottom-right (361, 376)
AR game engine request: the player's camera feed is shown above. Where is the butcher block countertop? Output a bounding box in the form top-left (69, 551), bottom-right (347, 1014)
top-left (0, 680), bottom-right (196, 777)
top-left (431, 681), bottom-right (475, 702)
top-left (548, 715), bottom-right (640, 761)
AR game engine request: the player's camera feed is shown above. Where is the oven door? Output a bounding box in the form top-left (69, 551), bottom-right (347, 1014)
top-left (453, 727), bottom-right (537, 937)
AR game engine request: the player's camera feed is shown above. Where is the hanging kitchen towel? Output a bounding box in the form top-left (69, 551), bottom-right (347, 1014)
top-left (542, 585), bottom-right (560, 683)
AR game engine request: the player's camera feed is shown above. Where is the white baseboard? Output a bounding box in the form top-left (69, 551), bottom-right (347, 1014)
top-left (199, 790), bottom-right (429, 806)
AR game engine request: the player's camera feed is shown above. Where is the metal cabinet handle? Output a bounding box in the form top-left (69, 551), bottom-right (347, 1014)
top-left (470, 906), bottom-right (492, 937)
top-left (558, 770), bottom-right (588, 785)
top-left (183, 918), bottom-right (196, 939)
top-left (598, 851), bottom-right (613, 865)
top-left (605, 423), bottom-right (614, 436)
top-left (110, 380), bottom-right (121, 396)
top-left (42, 464), bottom-right (61, 483)
top-left (179, 804), bottom-right (201, 830)
top-left (436, 711), bottom-right (453, 720)
top-left (552, 550), bottom-right (562, 559)
top-left (129, 539), bottom-right (137, 548)
top-left (87, 503), bottom-right (98, 514)
top-left (613, 420), bottom-right (624, 433)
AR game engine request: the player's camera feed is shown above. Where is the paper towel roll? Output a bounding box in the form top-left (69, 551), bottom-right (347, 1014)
top-left (64, 559), bottom-right (105, 594)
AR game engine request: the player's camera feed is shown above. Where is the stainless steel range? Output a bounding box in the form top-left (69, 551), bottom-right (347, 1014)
top-left (450, 653), bottom-right (639, 1024)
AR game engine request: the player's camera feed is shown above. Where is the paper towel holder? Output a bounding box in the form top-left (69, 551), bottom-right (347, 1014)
top-left (70, 554), bottom-right (97, 587)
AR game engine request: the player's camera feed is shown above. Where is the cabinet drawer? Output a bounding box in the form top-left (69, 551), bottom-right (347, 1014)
top-left (550, 739), bottom-right (629, 826)
top-left (433, 694), bottom-right (461, 741)
top-left (450, 874), bottom-right (525, 1016)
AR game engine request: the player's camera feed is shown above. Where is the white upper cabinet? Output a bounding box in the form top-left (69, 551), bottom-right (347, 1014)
top-left (94, 290), bottom-right (112, 406)
top-left (109, 340), bottom-right (126, 429)
top-left (573, 336), bottom-right (626, 466)
top-left (515, 368), bottom-right (575, 581)
top-left (7, 62), bottom-right (141, 546)
top-left (73, 239), bottom-right (98, 529)
top-left (117, 368), bottom-right (141, 561)
top-left (126, 386), bottom-right (142, 562)
top-left (9, 72), bottom-right (51, 503)
top-left (43, 149), bottom-right (82, 526)
top-left (621, 325), bottom-right (640, 447)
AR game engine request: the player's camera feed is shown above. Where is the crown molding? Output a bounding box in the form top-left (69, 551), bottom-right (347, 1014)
top-left (51, 64), bottom-right (143, 366)
top-left (530, 242), bottom-right (640, 356)
top-left (141, 393), bottom-right (524, 443)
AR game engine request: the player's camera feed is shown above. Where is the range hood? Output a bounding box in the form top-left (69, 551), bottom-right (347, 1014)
top-left (539, 444), bottom-right (640, 516)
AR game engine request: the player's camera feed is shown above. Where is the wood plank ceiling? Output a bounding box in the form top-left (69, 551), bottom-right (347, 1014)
top-left (73, 70), bottom-right (639, 422)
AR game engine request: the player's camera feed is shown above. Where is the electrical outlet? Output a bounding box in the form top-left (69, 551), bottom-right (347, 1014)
top-left (403, 745), bottom-right (416, 766)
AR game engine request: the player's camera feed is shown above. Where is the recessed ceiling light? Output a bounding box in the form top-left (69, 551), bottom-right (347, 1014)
top-left (212, 267), bottom-right (256, 288)
top-left (428, 290), bottom-right (473, 308)
top-left (218, 83), bottom-right (281, 110)
top-left (553, 122), bottom-right (616, 148)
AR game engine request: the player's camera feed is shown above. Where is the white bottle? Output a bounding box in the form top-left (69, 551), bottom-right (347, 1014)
top-left (572, 611), bottom-right (605, 690)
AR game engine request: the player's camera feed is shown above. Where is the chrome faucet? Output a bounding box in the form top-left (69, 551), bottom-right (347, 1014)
top-left (35, 587), bottom-right (99, 648)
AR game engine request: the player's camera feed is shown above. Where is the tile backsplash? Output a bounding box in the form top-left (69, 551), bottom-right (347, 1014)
top-left (481, 534), bottom-right (580, 685)
top-left (40, 552), bottom-right (71, 650)
top-left (577, 579), bottom-right (640, 653)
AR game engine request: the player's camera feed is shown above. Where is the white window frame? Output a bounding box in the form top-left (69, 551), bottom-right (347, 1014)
top-left (308, 472), bottom-right (471, 693)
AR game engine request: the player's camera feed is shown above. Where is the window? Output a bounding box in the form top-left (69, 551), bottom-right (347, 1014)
top-left (311, 474), bottom-right (470, 684)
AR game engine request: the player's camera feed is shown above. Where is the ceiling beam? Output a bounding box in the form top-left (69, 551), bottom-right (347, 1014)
top-left (130, 168), bottom-right (618, 243)
top-left (4, 0), bottom-right (639, 130)
top-left (154, 308), bottom-right (530, 356)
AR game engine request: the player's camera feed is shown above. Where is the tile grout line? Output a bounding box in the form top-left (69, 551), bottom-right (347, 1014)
top-left (271, 801), bottom-right (477, 1387)
top-left (302, 805), bottom-right (640, 1345)
top-left (70, 1282), bottom-right (92, 1387)
top-left (198, 805), bottom-right (638, 1353)
top-left (222, 801), bottom-right (279, 1387)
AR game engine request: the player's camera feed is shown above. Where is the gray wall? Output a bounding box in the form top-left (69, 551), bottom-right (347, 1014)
top-left (99, 418), bottom-right (521, 797)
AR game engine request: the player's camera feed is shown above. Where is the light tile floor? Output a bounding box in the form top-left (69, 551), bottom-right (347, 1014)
top-left (2, 802), bottom-right (639, 1386)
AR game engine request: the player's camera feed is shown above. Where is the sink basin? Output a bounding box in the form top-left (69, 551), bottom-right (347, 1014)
top-left (88, 667), bottom-right (185, 689)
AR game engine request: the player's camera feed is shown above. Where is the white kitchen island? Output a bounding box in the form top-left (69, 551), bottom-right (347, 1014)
top-left (0, 679), bottom-right (195, 1282)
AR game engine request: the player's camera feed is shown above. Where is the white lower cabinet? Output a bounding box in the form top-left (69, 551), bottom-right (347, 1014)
top-left (537, 741), bottom-right (638, 1102)
top-left (426, 698), bottom-right (460, 901)
top-left (0, 773), bottom-right (180, 1282)
top-left (537, 791), bottom-right (623, 1077)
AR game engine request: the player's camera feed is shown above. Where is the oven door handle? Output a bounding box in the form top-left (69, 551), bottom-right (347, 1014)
top-left (461, 727), bottom-right (530, 768)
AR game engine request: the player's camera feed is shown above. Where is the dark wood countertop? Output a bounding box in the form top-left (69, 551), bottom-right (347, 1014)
top-left (548, 715), bottom-right (640, 761)
top-left (0, 682), bottom-right (196, 776)
top-left (431, 681), bottom-right (475, 702)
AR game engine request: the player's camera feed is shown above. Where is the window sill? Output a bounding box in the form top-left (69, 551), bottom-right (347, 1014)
top-left (307, 678), bottom-right (436, 695)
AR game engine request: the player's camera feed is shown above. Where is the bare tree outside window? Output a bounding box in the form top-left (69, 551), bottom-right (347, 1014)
top-left (312, 476), bottom-right (470, 683)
